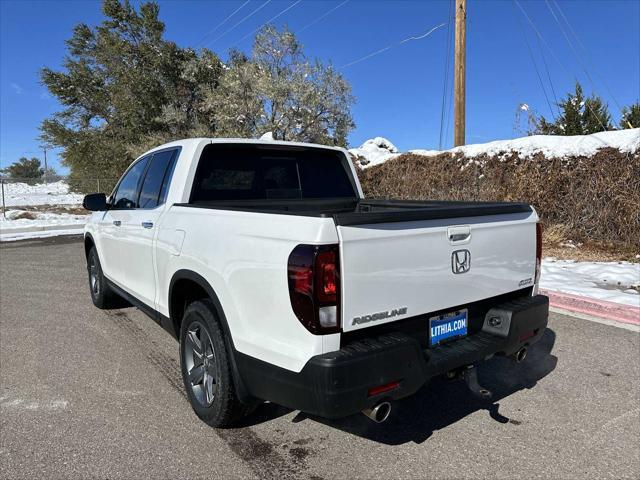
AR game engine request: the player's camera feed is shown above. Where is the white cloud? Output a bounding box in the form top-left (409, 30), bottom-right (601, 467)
top-left (10, 83), bottom-right (24, 94)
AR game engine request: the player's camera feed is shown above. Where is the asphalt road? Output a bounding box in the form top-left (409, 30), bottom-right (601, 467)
top-left (1, 236), bottom-right (638, 479)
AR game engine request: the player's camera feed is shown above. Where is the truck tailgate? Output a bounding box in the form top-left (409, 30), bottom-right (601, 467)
top-left (337, 211), bottom-right (538, 332)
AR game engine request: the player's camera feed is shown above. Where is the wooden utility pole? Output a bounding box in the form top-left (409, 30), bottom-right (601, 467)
top-left (43, 147), bottom-right (48, 184)
top-left (453, 0), bottom-right (466, 147)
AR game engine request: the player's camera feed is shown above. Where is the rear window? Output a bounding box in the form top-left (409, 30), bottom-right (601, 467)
top-left (190, 145), bottom-right (356, 202)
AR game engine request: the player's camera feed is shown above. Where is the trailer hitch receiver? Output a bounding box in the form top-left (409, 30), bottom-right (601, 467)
top-left (461, 365), bottom-right (492, 400)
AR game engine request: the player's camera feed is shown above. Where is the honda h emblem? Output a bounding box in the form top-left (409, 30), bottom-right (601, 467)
top-left (452, 249), bottom-right (471, 274)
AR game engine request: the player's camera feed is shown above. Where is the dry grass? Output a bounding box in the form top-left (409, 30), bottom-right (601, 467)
top-left (357, 147), bottom-right (640, 253)
top-left (8, 211), bottom-right (38, 220)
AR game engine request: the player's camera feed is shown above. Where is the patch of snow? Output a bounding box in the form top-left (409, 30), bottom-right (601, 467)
top-left (408, 148), bottom-right (443, 157)
top-left (351, 128), bottom-right (640, 168)
top-left (1, 181), bottom-right (83, 207)
top-left (449, 128), bottom-right (640, 159)
top-left (349, 137), bottom-right (400, 168)
top-left (0, 210), bottom-right (88, 227)
top-left (0, 228), bottom-right (84, 242)
top-left (259, 131), bottom-right (274, 141)
top-left (0, 210), bottom-right (88, 241)
top-left (540, 258), bottom-right (640, 307)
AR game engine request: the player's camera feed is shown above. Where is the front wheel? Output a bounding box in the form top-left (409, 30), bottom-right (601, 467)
top-left (179, 300), bottom-right (249, 427)
top-left (87, 247), bottom-right (117, 309)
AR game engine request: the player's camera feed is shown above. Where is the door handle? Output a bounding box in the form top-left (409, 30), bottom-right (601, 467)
top-left (141, 221), bottom-right (154, 229)
top-left (447, 225), bottom-right (471, 244)
top-left (113, 220), bottom-right (121, 226)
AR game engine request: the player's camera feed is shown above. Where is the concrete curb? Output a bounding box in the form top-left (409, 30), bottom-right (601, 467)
top-left (540, 288), bottom-right (640, 326)
top-left (0, 223), bottom-right (85, 235)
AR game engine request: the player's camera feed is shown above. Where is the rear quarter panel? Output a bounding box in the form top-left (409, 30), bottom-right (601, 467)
top-left (156, 206), bottom-right (341, 372)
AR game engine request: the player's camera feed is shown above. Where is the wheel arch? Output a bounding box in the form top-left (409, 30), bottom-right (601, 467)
top-left (84, 233), bottom-right (95, 260)
top-left (168, 269), bottom-right (252, 401)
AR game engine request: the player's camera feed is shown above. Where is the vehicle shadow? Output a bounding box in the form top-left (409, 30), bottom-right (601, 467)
top-left (299, 328), bottom-right (558, 445)
top-left (233, 329), bottom-right (557, 442)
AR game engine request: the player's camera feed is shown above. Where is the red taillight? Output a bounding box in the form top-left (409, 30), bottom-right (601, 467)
top-left (288, 244), bottom-right (341, 334)
top-left (368, 381), bottom-right (401, 397)
top-left (316, 250), bottom-right (337, 302)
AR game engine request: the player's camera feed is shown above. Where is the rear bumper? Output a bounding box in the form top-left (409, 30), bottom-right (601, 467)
top-left (236, 294), bottom-right (549, 419)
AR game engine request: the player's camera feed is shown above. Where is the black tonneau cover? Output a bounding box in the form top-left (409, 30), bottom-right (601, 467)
top-left (175, 198), bottom-right (532, 224)
top-left (333, 199), bottom-right (532, 226)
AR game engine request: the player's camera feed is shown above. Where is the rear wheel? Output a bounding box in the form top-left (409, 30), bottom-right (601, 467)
top-left (87, 247), bottom-right (117, 309)
top-left (179, 300), bottom-right (249, 427)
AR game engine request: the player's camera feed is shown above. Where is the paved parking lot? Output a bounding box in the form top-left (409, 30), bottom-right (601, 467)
top-left (1, 236), bottom-right (639, 479)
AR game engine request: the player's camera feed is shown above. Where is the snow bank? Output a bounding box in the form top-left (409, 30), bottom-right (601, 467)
top-left (0, 210), bottom-right (88, 241)
top-left (349, 137), bottom-right (400, 168)
top-left (2, 181), bottom-right (83, 207)
top-left (540, 258), bottom-right (640, 307)
top-left (448, 128), bottom-right (640, 159)
top-left (0, 227), bottom-right (85, 242)
top-left (259, 131), bottom-right (275, 141)
top-left (352, 128), bottom-right (640, 168)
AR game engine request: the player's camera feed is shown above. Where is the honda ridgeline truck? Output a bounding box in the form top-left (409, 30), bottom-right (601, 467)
top-left (83, 139), bottom-right (549, 426)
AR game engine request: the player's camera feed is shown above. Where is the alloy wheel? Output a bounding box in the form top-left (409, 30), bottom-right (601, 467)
top-left (89, 255), bottom-right (99, 296)
top-left (183, 321), bottom-right (217, 406)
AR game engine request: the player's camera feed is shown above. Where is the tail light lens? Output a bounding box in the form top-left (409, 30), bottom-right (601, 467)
top-left (288, 244), bottom-right (341, 334)
top-left (534, 223), bottom-right (542, 291)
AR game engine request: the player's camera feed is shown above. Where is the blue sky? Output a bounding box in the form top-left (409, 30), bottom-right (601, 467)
top-left (1, 0), bottom-right (638, 174)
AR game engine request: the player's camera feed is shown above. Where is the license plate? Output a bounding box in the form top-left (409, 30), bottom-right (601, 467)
top-left (429, 309), bottom-right (468, 346)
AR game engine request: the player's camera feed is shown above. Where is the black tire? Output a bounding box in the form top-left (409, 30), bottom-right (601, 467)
top-left (87, 247), bottom-right (118, 309)
top-left (179, 300), bottom-right (248, 428)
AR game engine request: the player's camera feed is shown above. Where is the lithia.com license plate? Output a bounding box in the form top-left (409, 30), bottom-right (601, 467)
top-left (429, 309), bottom-right (468, 346)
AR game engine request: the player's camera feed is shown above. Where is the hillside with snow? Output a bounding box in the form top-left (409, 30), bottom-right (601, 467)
top-left (351, 128), bottom-right (640, 169)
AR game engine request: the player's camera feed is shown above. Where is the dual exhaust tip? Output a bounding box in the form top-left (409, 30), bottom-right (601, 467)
top-left (361, 348), bottom-right (527, 423)
top-left (362, 401), bottom-right (392, 423)
top-left (514, 346), bottom-right (528, 363)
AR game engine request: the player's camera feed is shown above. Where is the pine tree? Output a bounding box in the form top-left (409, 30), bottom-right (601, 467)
top-left (1, 158), bottom-right (44, 179)
top-left (534, 83), bottom-right (613, 135)
top-left (620, 102), bottom-right (640, 129)
top-left (40, 1), bottom-right (355, 190)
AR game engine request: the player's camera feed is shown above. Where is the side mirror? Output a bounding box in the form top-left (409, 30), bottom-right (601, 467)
top-left (83, 193), bottom-right (108, 211)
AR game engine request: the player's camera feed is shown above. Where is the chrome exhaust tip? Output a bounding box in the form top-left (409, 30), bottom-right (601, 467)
top-left (362, 401), bottom-right (392, 423)
top-left (514, 347), bottom-right (528, 363)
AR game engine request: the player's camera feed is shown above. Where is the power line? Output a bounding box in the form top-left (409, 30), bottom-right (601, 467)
top-left (296, 0), bottom-right (349, 34)
top-left (534, 25), bottom-right (559, 114)
top-left (237, 0), bottom-right (303, 43)
top-left (545, 1), bottom-right (600, 95)
top-left (443, 3), bottom-right (456, 150)
top-left (512, 1), bottom-right (556, 120)
top-left (548, 0), bottom-right (624, 112)
top-left (439, 0), bottom-right (454, 149)
top-left (206, 0), bottom-right (273, 47)
top-left (512, 0), bottom-right (609, 132)
top-left (196, 0), bottom-right (251, 47)
top-left (340, 23), bottom-right (446, 69)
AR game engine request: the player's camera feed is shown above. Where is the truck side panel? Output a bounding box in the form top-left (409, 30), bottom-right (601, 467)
top-left (155, 206), bottom-right (341, 372)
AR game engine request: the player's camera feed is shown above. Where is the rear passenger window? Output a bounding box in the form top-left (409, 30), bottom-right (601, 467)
top-left (190, 145), bottom-right (355, 202)
top-left (112, 156), bottom-right (150, 209)
top-left (138, 149), bottom-right (179, 209)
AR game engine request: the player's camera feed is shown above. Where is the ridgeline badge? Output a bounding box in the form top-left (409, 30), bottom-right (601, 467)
top-left (352, 307), bottom-right (408, 326)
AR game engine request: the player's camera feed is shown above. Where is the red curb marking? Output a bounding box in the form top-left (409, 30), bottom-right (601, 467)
top-left (540, 289), bottom-right (640, 326)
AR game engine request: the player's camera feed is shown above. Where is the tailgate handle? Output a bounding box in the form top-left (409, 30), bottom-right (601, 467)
top-left (448, 225), bottom-right (471, 244)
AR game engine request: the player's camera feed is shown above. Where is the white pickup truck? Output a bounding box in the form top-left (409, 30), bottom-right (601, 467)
top-left (83, 138), bottom-right (549, 426)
